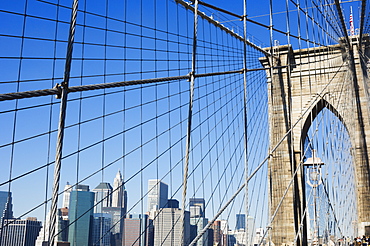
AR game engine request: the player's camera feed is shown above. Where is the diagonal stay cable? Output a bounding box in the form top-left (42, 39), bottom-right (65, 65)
top-left (189, 58), bottom-right (347, 245)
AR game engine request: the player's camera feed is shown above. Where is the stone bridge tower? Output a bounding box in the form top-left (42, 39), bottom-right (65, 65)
top-left (260, 36), bottom-right (370, 246)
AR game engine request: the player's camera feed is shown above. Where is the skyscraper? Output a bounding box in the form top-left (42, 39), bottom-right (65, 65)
top-left (1, 217), bottom-right (41, 246)
top-left (92, 182), bottom-right (113, 213)
top-left (167, 199), bottom-right (179, 209)
top-left (0, 191), bottom-right (13, 219)
top-left (189, 198), bottom-right (205, 218)
top-left (124, 214), bottom-right (153, 246)
top-left (189, 198), bottom-right (208, 246)
top-left (153, 208), bottom-right (190, 246)
top-left (190, 217), bottom-right (208, 246)
top-left (147, 180), bottom-right (168, 212)
top-left (236, 214), bottom-right (245, 230)
top-left (0, 191), bottom-right (13, 230)
top-left (35, 209), bottom-right (69, 246)
top-left (101, 207), bottom-right (125, 246)
top-left (247, 216), bottom-right (255, 246)
top-left (0, 191), bottom-right (13, 244)
top-left (112, 170), bottom-right (127, 210)
top-left (212, 221), bottom-right (222, 246)
top-left (62, 182), bottom-right (72, 208)
top-left (68, 185), bottom-right (94, 246)
top-left (92, 213), bottom-right (112, 246)
top-left (93, 171), bottom-right (128, 246)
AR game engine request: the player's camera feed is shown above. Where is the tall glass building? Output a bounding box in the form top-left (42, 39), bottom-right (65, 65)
top-left (68, 185), bottom-right (94, 246)
top-left (236, 214), bottom-right (246, 230)
top-left (92, 213), bottom-right (112, 246)
top-left (102, 207), bottom-right (125, 246)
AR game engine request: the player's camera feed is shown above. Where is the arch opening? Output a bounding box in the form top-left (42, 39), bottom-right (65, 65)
top-left (300, 99), bottom-right (358, 243)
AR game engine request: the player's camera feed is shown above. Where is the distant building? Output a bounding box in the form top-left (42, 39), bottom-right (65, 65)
top-left (124, 214), bottom-right (153, 246)
top-left (167, 199), bottom-right (179, 209)
top-left (75, 185), bottom-right (89, 191)
top-left (212, 221), bottom-right (222, 246)
top-left (101, 207), bottom-right (125, 246)
top-left (206, 228), bottom-right (214, 246)
top-left (253, 228), bottom-right (265, 246)
top-left (229, 216), bottom-right (255, 246)
top-left (92, 213), bottom-right (112, 246)
top-left (62, 182), bottom-right (72, 209)
top-left (229, 229), bottom-right (247, 246)
top-left (112, 171), bottom-right (127, 210)
top-left (148, 180), bottom-right (168, 211)
top-left (68, 185), bottom-right (94, 246)
top-left (0, 191), bottom-right (13, 238)
top-left (189, 198), bottom-right (208, 246)
top-left (227, 234), bottom-right (236, 246)
top-left (246, 216), bottom-right (255, 246)
top-left (35, 209), bottom-right (69, 246)
top-left (190, 217), bottom-right (208, 246)
top-left (0, 191), bottom-right (13, 219)
top-left (1, 217), bottom-right (41, 246)
top-left (236, 214), bottom-right (245, 230)
top-left (153, 208), bottom-right (190, 246)
top-left (220, 220), bottom-right (228, 234)
top-left (92, 182), bottom-right (113, 213)
top-left (189, 198), bottom-right (205, 218)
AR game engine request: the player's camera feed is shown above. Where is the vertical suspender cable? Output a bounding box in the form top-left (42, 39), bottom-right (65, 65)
top-left (359, 0), bottom-right (366, 50)
top-left (242, 0), bottom-right (249, 245)
top-left (268, 0), bottom-right (274, 241)
top-left (48, 0), bottom-right (78, 245)
top-left (182, 0), bottom-right (198, 245)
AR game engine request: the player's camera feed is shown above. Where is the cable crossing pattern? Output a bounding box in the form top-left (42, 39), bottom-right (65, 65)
top-left (0, 0), bottom-right (369, 246)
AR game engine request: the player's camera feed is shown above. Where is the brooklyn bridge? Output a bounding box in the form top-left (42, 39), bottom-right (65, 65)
top-left (0, 0), bottom-right (369, 245)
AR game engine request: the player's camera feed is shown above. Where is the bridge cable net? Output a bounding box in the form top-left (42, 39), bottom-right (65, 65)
top-left (0, 0), bottom-right (368, 246)
top-left (263, 0), bottom-right (369, 245)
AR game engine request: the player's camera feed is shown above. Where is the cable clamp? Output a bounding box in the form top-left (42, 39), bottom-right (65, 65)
top-left (54, 83), bottom-right (62, 99)
top-left (188, 71), bottom-right (195, 81)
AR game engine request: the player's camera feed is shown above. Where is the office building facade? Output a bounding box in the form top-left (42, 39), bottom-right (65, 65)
top-left (147, 180), bottom-right (168, 211)
top-left (0, 191), bottom-right (13, 241)
top-left (1, 217), bottom-right (41, 246)
top-left (62, 182), bottom-right (73, 209)
top-left (153, 208), bottom-right (190, 246)
top-left (189, 198), bottom-right (205, 218)
top-left (236, 214), bottom-right (246, 230)
top-left (68, 186), bottom-right (94, 246)
top-left (190, 217), bottom-right (208, 246)
top-left (93, 182), bottom-right (113, 213)
top-left (102, 207), bottom-right (126, 246)
top-left (112, 171), bottom-right (127, 210)
top-left (35, 209), bottom-right (69, 246)
top-left (167, 199), bottom-right (179, 209)
top-left (92, 213), bottom-right (112, 246)
top-left (124, 214), bottom-right (153, 246)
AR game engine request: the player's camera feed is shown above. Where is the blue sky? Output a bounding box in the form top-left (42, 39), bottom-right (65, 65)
top-left (0, 0), bottom-right (364, 233)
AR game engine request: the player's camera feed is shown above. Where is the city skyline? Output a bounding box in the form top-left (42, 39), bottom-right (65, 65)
top-left (0, 176), bottom-right (301, 246)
